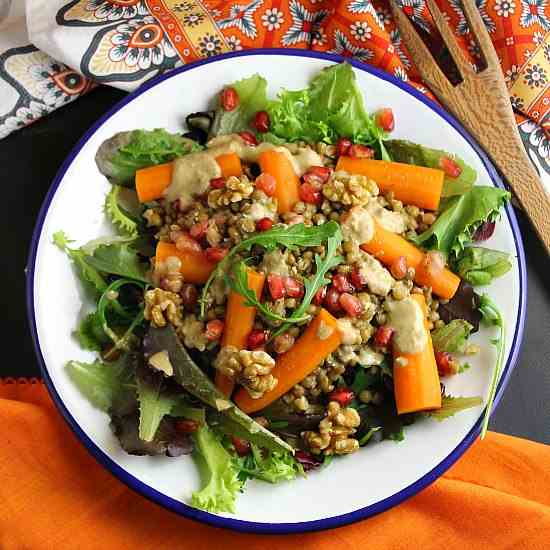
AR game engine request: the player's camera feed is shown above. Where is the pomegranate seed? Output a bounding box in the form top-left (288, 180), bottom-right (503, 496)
top-left (302, 166), bottom-right (332, 187)
top-left (339, 293), bottom-right (363, 317)
top-left (332, 273), bottom-right (354, 293)
top-left (220, 87), bottom-right (239, 111)
top-left (375, 108), bottom-right (395, 132)
top-left (253, 110), bottom-right (270, 133)
top-left (175, 419), bottom-right (199, 434)
top-left (210, 177), bottom-right (225, 189)
top-left (336, 137), bottom-right (352, 157)
top-left (247, 329), bottom-right (268, 349)
top-left (299, 182), bottom-right (322, 205)
top-left (181, 284), bottom-right (198, 310)
top-left (205, 247), bottom-right (228, 263)
top-left (175, 232), bottom-right (203, 253)
top-left (374, 326), bottom-right (394, 347)
top-left (328, 387), bottom-right (355, 407)
top-left (255, 173), bottom-right (276, 196)
top-left (439, 156), bottom-right (462, 178)
top-left (238, 131), bottom-right (258, 146)
top-left (390, 256), bottom-right (408, 280)
top-left (350, 268), bottom-right (367, 290)
top-left (435, 351), bottom-right (458, 377)
top-left (324, 286), bottom-right (342, 313)
top-left (273, 333), bottom-right (296, 354)
top-left (294, 450), bottom-right (322, 471)
top-left (348, 144), bottom-right (375, 159)
top-left (256, 217), bottom-right (273, 232)
top-left (284, 276), bottom-right (304, 299)
top-left (205, 319), bottom-right (224, 341)
top-left (189, 220), bottom-right (208, 240)
top-left (231, 436), bottom-right (251, 456)
top-left (313, 286), bottom-right (327, 306)
top-left (267, 274), bottom-right (286, 300)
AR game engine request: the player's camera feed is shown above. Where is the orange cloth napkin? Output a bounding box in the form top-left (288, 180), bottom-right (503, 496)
top-left (1, 378), bottom-right (549, 549)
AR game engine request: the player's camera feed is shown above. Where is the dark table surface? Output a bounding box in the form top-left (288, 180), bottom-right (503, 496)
top-left (3, 86), bottom-right (549, 444)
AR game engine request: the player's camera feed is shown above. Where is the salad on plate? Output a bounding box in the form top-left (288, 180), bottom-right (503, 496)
top-left (54, 63), bottom-right (511, 514)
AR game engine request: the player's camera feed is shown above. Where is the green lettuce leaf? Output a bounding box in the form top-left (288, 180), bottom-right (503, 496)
top-left (210, 74), bottom-right (269, 136)
top-left (104, 185), bottom-right (139, 236)
top-left (455, 247), bottom-right (512, 286)
top-left (74, 311), bottom-right (110, 351)
top-left (431, 319), bottom-right (473, 353)
top-left (412, 186), bottom-right (510, 257)
top-left (66, 355), bottom-right (135, 412)
top-left (385, 140), bottom-right (477, 197)
top-left (191, 425), bottom-right (242, 513)
top-left (427, 395), bottom-right (483, 421)
top-left (235, 444), bottom-right (302, 484)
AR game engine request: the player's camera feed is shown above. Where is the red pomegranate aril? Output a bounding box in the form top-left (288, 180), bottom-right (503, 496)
top-left (205, 319), bottom-right (224, 341)
top-left (374, 325), bottom-right (394, 347)
top-left (189, 220), bottom-right (208, 240)
top-left (231, 436), bottom-right (251, 456)
top-left (239, 131), bottom-right (258, 146)
top-left (210, 177), bottom-right (225, 189)
top-left (336, 137), bottom-right (352, 157)
top-left (175, 232), bottom-right (203, 253)
top-left (324, 286), bottom-right (342, 313)
top-left (328, 387), bottom-right (355, 407)
top-left (302, 166), bottom-right (332, 187)
top-left (253, 110), bottom-right (270, 133)
top-left (375, 107), bottom-right (395, 132)
top-left (435, 351), bottom-right (458, 377)
top-left (221, 87), bottom-right (239, 111)
top-left (181, 284), bottom-right (198, 310)
top-left (313, 286), bottom-right (327, 306)
top-left (256, 217), bottom-right (274, 232)
top-left (332, 273), bottom-right (354, 293)
top-left (439, 156), bottom-right (462, 178)
top-left (205, 246), bottom-right (228, 263)
top-left (255, 172), bottom-right (276, 196)
top-left (348, 144), bottom-right (375, 159)
top-left (284, 276), bottom-right (304, 299)
top-left (175, 419), bottom-right (199, 434)
top-left (390, 255), bottom-right (408, 280)
top-left (339, 293), bottom-right (363, 317)
top-left (350, 267), bottom-right (367, 290)
top-left (267, 274), bottom-right (286, 300)
top-left (299, 182), bottom-right (322, 205)
top-left (247, 329), bottom-right (268, 349)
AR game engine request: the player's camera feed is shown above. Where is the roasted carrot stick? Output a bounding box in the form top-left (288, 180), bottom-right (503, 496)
top-left (361, 222), bottom-right (460, 300)
top-left (215, 153), bottom-right (242, 178)
top-left (393, 294), bottom-right (442, 414)
top-left (216, 269), bottom-right (266, 397)
top-left (155, 241), bottom-right (216, 284)
top-left (336, 157), bottom-right (444, 211)
top-left (258, 150), bottom-right (300, 214)
top-left (135, 162), bottom-right (173, 203)
top-left (234, 308), bottom-right (342, 413)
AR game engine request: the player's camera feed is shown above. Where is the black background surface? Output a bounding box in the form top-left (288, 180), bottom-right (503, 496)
top-left (3, 86), bottom-right (549, 443)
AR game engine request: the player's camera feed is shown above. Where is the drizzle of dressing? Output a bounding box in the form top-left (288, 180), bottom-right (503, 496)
top-left (340, 206), bottom-right (375, 245)
top-left (386, 296), bottom-right (427, 354)
top-left (365, 200), bottom-right (408, 234)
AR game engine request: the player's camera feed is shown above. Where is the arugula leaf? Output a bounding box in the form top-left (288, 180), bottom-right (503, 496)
top-left (412, 186), bottom-right (510, 257)
top-left (200, 221), bottom-right (341, 317)
top-left (104, 185), bottom-right (138, 236)
top-left (455, 247), bottom-right (512, 286)
top-left (478, 294), bottom-right (506, 438)
top-left (273, 231), bottom-right (343, 337)
top-left (431, 319), bottom-right (473, 353)
top-left (210, 74), bottom-right (269, 136)
top-left (385, 140), bottom-right (477, 197)
top-left (427, 395), bottom-right (483, 421)
top-left (191, 425), bottom-right (242, 513)
top-left (96, 129), bottom-right (200, 186)
top-left (66, 354), bottom-right (135, 412)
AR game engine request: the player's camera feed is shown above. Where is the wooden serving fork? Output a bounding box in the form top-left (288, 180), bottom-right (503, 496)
top-left (390, 0), bottom-right (550, 253)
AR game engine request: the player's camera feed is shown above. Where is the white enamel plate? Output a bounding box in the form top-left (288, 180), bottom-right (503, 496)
top-left (27, 51), bottom-right (526, 533)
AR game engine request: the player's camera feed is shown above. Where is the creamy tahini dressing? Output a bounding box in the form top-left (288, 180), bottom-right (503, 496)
top-left (165, 134), bottom-right (322, 208)
top-left (365, 201), bottom-right (408, 234)
top-left (358, 252), bottom-right (393, 296)
top-left (386, 297), bottom-right (427, 354)
top-left (340, 206), bottom-right (375, 245)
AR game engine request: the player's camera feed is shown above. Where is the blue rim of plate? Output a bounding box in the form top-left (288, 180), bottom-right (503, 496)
top-left (26, 48), bottom-right (527, 534)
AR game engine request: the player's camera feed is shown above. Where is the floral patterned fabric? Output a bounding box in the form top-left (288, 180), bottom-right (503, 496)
top-left (1, 0), bottom-right (549, 181)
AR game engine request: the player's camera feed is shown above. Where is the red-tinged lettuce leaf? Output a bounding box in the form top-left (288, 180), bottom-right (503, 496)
top-left (438, 281), bottom-right (482, 332)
